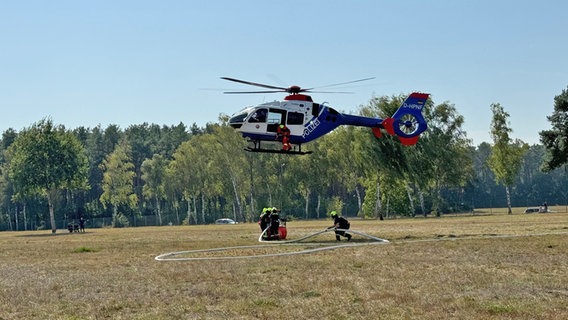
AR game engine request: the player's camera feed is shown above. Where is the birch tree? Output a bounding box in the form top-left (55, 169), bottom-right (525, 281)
top-left (488, 103), bottom-right (528, 214)
top-left (141, 154), bottom-right (168, 225)
top-left (99, 140), bottom-right (138, 226)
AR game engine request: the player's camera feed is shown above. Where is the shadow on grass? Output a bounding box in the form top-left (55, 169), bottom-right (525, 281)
top-left (15, 231), bottom-right (92, 238)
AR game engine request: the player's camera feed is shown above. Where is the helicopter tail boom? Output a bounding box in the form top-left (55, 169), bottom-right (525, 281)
top-left (333, 92), bottom-right (429, 146)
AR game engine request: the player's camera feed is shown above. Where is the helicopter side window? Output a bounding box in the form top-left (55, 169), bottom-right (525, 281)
top-left (248, 108), bottom-right (267, 123)
top-left (267, 110), bottom-right (284, 124)
top-left (312, 103), bottom-right (320, 117)
top-left (267, 109), bottom-right (285, 132)
top-left (287, 112), bottom-right (304, 125)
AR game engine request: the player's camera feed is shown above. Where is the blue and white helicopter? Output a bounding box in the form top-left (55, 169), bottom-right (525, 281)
top-left (223, 77), bottom-right (429, 155)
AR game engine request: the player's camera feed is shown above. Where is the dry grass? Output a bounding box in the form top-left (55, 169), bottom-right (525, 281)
top-left (1, 210), bottom-right (567, 319)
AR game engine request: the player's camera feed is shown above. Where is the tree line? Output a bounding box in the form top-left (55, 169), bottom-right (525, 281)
top-left (1, 89), bottom-right (567, 232)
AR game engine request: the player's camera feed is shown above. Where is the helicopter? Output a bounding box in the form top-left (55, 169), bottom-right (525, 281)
top-left (223, 77), bottom-right (429, 155)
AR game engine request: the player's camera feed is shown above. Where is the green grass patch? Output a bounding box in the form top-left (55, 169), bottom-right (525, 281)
top-left (485, 302), bottom-right (516, 314)
top-left (301, 290), bottom-right (321, 298)
top-left (72, 246), bottom-right (98, 253)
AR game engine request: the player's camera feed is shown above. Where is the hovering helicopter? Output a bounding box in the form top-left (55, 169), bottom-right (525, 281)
top-left (223, 77), bottom-right (429, 155)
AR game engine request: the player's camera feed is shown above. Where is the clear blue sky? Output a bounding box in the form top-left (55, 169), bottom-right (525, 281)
top-left (1, 0), bottom-right (566, 145)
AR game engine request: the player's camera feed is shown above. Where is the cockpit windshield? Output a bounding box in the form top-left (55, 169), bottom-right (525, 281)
top-left (229, 109), bottom-right (251, 129)
top-left (229, 103), bottom-right (279, 129)
top-left (229, 111), bottom-right (248, 124)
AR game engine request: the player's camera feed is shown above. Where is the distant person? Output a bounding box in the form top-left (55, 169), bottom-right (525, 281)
top-left (249, 109), bottom-right (267, 123)
top-left (329, 211), bottom-right (351, 241)
top-left (79, 216), bottom-right (85, 232)
top-left (259, 208), bottom-right (270, 232)
top-left (543, 202), bottom-right (548, 213)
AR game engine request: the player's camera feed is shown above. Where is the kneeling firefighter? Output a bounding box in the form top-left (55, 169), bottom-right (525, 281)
top-left (329, 211), bottom-right (351, 241)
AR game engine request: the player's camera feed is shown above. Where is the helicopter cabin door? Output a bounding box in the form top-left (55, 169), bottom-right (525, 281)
top-left (285, 111), bottom-right (305, 136)
top-left (247, 108), bottom-right (269, 133)
top-left (267, 109), bottom-right (285, 133)
top-left (267, 109), bottom-right (305, 136)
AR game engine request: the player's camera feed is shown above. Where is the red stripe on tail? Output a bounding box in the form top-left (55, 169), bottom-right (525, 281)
top-left (399, 136), bottom-right (419, 146)
top-left (372, 127), bottom-right (382, 138)
top-left (382, 118), bottom-right (395, 135)
top-left (409, 92), bottom-right (430, 100)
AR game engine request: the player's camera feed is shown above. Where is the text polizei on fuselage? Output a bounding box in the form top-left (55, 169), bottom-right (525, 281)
top-left (302, 119), bottom-right (320, 139)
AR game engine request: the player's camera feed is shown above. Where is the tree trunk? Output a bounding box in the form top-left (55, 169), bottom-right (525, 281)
top-left (506, 185), bottom-right (512, 214)
top-left (23, 203), bottom-right (27, 231)
top-left (355, 185), bottom-right (362, 217)
top-left (229, 175), bottom-right (242, 220)
top-left (375, 179), bottom-right (383, 220)
top-left (174, 201), bottom-right (180, 225)
top-left (155, 196), bottom-right (162, 226)
top-left (200, 194), bottom-right (205, 223)
top-left (8, 204), bottom-right (14, 231)
top-left (304, 188), bottom-right (310, 219)
top-left (406, 185), bottom-right (415, 217)
top-left (186, 198), bottom-right (191, 224)
top-left (112, 204), bottom-right (118, 226)
top-left (14, 204), bottom-right (19, 231)
top-left (249, 188), bottom-right (255, 223)
top-left (249, 166), bottom-right (255, 222)
top-left (48, 194), bottom-right (56, 234)
top-left (419, 189), bottom-right (426, 217)
top-left (316, 194), bottom-right (321, 219)
top-left (436, 186), bottom-right (442, 217)
top-left (266, 182), bottom-right (272, 205)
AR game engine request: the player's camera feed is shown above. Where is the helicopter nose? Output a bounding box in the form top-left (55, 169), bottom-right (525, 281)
top-left (229, 113), bottom-right (247, 129)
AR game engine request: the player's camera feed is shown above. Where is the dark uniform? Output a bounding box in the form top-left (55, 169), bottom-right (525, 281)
top-left (79, 217), bottom-right (85, 232)
top-left (269, 208), bottom-right (281, 239)
top-left (259, 208), bottom-right (270, 232)
top-left (330, 211), bottom-right (351, 241)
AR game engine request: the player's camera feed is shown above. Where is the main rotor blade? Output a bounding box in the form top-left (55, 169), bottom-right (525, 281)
top-left (307, 91), bottom-right (353, 94)
top-left (223, 90), bottom-right (286, 94)
top-left (221, 77), bottom-right (286, 91)
top-left (304, 77), bottom-right (376, 91)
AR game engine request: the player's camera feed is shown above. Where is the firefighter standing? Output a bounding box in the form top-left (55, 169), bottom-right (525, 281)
top-left (277, 124), bottom-right (291, 151)
top-left (259, 208), bottom-right (270, 232)
top-left (269, 207), bottom-right (281, 239)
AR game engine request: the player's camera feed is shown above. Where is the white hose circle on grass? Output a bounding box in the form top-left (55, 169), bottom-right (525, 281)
top-left (155, 229), bottom-right (568, 262)
top-left (155, 228), bottom-right (389, 261)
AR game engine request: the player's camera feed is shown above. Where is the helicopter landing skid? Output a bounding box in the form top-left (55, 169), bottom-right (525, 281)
top-left (244, 147), bottom-right (313, 155)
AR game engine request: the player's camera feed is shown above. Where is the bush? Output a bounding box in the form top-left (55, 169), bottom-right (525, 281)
top-left (112, 213), bottom-right (129, 228)
top-left (36, 221), bottom-right (47, 230)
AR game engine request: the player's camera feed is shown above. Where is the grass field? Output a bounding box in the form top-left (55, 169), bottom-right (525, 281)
top-left (1, 210), bottom-right (567, 319)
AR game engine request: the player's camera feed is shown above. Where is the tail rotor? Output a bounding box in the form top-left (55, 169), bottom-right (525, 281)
top-left (379, 92), bottom-right (429, 146)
